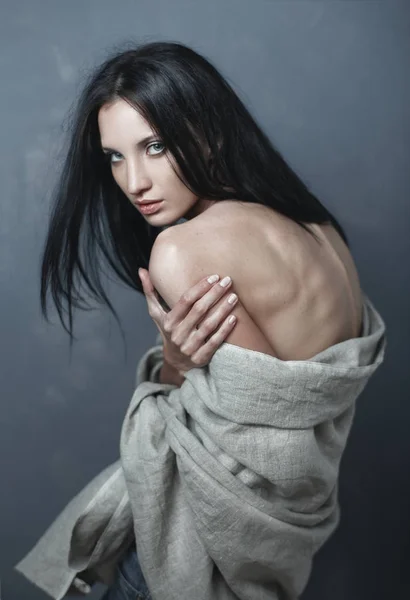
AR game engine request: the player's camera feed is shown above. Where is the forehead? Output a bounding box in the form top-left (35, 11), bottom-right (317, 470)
top-left (98, 98), bottom-right (153, 138)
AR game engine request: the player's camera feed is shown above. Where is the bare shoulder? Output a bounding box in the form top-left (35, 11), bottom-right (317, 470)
top-left (151, 201), bottom-right (363, 360)
top-left (153, 200), bottom-right (282, 256)
top-left (149, 201), bottom-right (294, 357)
top-left (149, 200), bottom-right (293, 305)
top-left (150, 200), bottom-right (283, 287)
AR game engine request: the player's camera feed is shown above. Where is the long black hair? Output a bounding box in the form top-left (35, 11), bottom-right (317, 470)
top-left (40, 40), bottom-right (349, 338)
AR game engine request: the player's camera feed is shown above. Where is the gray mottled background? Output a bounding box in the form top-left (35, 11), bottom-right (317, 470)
top-left (1, 1), bottom-right (409, 599)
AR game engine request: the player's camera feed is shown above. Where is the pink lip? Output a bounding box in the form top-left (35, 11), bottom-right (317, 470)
top-left (137, 200), bottom-right (164, 215)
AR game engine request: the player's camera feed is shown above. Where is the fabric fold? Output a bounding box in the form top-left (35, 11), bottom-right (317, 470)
top-left (118, 292), bottom-right (385, 600)
top-left (15, 292), bottom-right (386, 600)
top-left (14, 341), bottom-right (166, 600)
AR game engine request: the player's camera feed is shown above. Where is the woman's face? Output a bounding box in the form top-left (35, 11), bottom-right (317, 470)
top-left (98, 98), bottom-right (212, 225)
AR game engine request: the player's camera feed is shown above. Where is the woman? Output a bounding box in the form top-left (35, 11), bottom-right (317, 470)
top-left (17, 41), bottom-right (386, 600)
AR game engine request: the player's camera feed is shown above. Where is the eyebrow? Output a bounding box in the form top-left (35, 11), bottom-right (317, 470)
top-left (101, 134), bottom-right (157, 153)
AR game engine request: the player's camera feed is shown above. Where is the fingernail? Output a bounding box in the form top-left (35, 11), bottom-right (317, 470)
top-left (73, 578), bottom-right (91, 594)
top-left (220, 276), bottom-right (231, 287)
top-left (207, 274), bottom-right (219, 284)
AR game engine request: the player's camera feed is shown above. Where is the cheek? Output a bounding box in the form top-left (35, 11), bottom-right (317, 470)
top-left (111, 168), bottom-right (126, 193)
top-left (161, 157), bottom-right (184, 188)
top-left (163, 166), bottom-right (190, 196)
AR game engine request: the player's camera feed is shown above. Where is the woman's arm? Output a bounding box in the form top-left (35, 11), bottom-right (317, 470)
top-left (159, 358), bottom-right (185, 386)
top-left (149, 228), bottom-right (279, 359)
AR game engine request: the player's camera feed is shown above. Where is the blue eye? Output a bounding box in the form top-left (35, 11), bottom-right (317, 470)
top-left (103, 142), bottom-right (164, 164)
top-left (147, 142), bottom-right (165, 156)
top-left (109, 151), bottom-right (123, 164)
top-left (103, 151), bottom-right (123, 164)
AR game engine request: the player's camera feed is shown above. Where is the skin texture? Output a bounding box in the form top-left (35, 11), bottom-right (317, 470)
top-left (98, 98), bottom-right (238, 379)
top-left (138, 268), bottom-right (241, 381)
top-left (149, 204), bottom-right (364, 361)
top-left (98, 99), bottom-right (363, 363)
top-left (98, 98), bottom-right (216, 225)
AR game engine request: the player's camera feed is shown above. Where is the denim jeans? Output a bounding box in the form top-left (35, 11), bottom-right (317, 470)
top-left (100, 542), bottom-right (151, 600)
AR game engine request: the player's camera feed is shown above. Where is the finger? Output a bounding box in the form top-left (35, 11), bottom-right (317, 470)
top-left (138, 268), bottom-right (166, 318)
top-left (138, 268), bottom-right (155, 295)
top-left (197, 290), bottom-right (238, 334)
top-left (165, 274), bottom-right (222, 327)
top-left (179, 290), bottom-right (238, 352)
top-left (72, 578), bottom-right (91, 595)
top-left (173, 275), bottom-right (234, 340)
top-left (190, 314), bottom-right (237, 365)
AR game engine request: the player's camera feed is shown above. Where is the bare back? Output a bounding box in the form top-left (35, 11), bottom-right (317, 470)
top-left (183, 201), bottom-right (364, 361)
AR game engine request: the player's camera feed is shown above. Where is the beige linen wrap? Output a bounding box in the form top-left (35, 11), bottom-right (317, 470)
top-left (15, 292), bottom-right (386, 600)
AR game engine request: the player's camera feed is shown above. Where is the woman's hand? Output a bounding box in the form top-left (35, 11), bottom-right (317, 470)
top-left (138, 268), bottom-right (238, 374)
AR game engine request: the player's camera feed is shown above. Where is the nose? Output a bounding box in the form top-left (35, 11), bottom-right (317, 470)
top-left (126, 159), bottom-right (151, 196)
